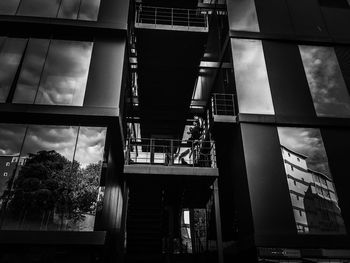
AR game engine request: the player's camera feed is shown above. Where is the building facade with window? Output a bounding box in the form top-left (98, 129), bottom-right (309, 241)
top-left (1, 0), bottom-right (350, 263)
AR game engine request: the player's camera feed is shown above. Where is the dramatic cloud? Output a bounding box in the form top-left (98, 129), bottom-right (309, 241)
top-left (231, 39), bottom-right (274, 114)
top-left (278, 127), bottom-right (331, 177)
top-left (35, 40), bottom-right (93, 106)
top-left (299, 45), bottom-right (350, 118)
top-left (0, 124), bottom-right (26, 155)
top-left (75, 127), bottom-right (107, 167)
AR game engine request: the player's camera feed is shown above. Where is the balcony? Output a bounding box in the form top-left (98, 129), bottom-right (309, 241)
top-left (124, 138), bottom-right (218, 176)
top-left (135, 4), bottom-right (208, 32)
top-left (211, 93), bottom-right (237, 123)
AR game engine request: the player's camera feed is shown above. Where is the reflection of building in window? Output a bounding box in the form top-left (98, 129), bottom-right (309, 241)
top-left (281, 145), bottom-right (346, 234)
top-left (0, 154), bottom-right (27, 200)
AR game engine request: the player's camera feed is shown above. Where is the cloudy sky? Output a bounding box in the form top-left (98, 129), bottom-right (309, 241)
top-left (231, 38), bottom-right (275, 115)
top-left (277, 127), bottom-right (331, 177)
top-left (0, 124), bottom-right (106, 168)
top-left (299, 45), bottom-right (350, 118)
top-left (227, 0), bottom-right (260, 32)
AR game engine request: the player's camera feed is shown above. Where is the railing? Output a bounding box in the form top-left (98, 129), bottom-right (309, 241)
top-left (211, 93), bottom-right (235, 116)
top-left (125, 138), bottom-right (216, 168)
top-left (135, 4), bottom-right (208, 29)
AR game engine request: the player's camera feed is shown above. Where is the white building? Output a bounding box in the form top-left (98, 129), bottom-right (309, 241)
top-left (281, 145), bottom-right (345, 234)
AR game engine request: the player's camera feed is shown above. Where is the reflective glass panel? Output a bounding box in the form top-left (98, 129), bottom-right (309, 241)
top-left (70, 126), bottom-right (106, 231)
top-left (78, 0), bottom-right (101, 21)
top-left (299, 45), bottom-right (350, 118)
top-left (0, 125), bottom-right (107, 231)
top-left (17, 0), bottom-right (60, 18)
top-left (0, 38), bottom-right (27, 103)
top-left (57, 0), bottom-right (80, 19)
top-left (226, 0), bottom-right (260, 32)
top-left (13, 39), bottom-right (50, 104)
top-left (278, 127), bottom-right (346, 235)
top-left (0, 0), bottom-right (21, 15)
top-left (35, 40), bottom-right (93, 106)
top-left (231, 38), bottom-right (274, 115)
top-left (0, 124), bottom-right (26, 210)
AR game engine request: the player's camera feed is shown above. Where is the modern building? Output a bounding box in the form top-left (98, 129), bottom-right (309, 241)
top-left (1, 0), bottom-right (350, 263)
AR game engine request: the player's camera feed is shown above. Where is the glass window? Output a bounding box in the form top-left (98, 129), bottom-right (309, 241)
top-left (0, 0), bottom-right (21, 15)
top-left (231, 38), bottom-right (274, 115)
top-left (78, 0), bottom-right (101, 21)
top-left (278, 127), bottom-right (346, 235)
top-left (0, 124), bottom-right (27, 209)
top-left (34, 40), bottom-right (92, 106)
top-left (17, 0), bottom-right (61, 18)
top-left (12, 39), bottom-right (50, 104)
top-left (0, 124), bottom-right (107, 232)
top-left (299, 45), bottom-right (350, 118)
top-left (57, 0), bottom-right (81, 20)
top-left (226, 0), bottom-right (260, 32)
top-left (0, 37), bottom-right (27, 103)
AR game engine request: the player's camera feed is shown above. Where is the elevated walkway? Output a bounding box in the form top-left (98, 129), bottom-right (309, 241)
top-left (134, 4), bottom-right (208, 138)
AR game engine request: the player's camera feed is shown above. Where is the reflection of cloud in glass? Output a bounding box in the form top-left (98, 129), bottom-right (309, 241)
top-left (35, 40), bottom-right (93, 106)
top-left (227, 0), bottom-right (260, 32)
top-left (13, 39), bottom-right (50, 104)
top-left (0, 0), bottom-right (21, 15)
top-left (18, 0), bottom-right (61, 17)
top-left (74, 127), bottom-right (106, 168)
top-left (0, 124), bottom-right (26, 155)
top-left (57, 0), bottom-right (80, 19)
top-left (78, 0), bottom-right (101, 21)
top-left (277, 127), bottom-right (331, 177)
top-left (0, 38), bottom-right (27, 102)
top-left (299, 45), bottom-right (350, 118)
top-left (231, 38), bottom-right (274, 114)
top-left (21, 126), bottom-right (78, 161)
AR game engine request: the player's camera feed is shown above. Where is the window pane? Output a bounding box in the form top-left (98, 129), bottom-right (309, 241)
top-left (17, 0), bottom-right (60, 18)
top-left (57, 0), bottom-right (80, 19)
top-left (0, 125), bottom-right (107, 232)
top-left (231, 38), bottom-right (274, 114)
top-left (69, 126), bottom-right (106, 231)
top-left (226, 0), bottom-right (260, 32)
top-left (35, 40), bottom-right (93, 106)
top-left (278, 127), bottom-right (346, 235)
top-left (78, 0), bottom-right (101, 21)
top-left (2, 125), bottom-right (79, 230)
top-left (0, 124), bottom-right (26, 210)
top-left (0, 38), bottom-right (27, 103)
top-left (299, 45), bottom-right (350, 118)
top-left (13, 39), bottom-right (50, 104)
top-left (0, 0), bottom-right (21, 15)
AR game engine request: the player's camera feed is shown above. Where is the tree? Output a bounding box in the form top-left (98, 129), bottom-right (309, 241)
top-left (8, 150), bottom-right (102, 229)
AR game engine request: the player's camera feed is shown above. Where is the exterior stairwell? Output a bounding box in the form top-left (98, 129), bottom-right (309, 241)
top-left (126, 185), bottom-right (163, 262)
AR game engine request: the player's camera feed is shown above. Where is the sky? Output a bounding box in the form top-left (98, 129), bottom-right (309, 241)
top-left (0, 124), bottom-right (106, 168)
top-left (299, 45), bottom-right (350, 118)
top-left (277, 127), bottom-right (331, 177)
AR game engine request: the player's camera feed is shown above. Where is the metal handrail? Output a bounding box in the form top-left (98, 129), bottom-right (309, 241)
top-left (125, 138), bottom-right (216, 168)
top-left (211, 93), bottom-right (236, 116)
top-left (135, 4), bottom-right (208, 29)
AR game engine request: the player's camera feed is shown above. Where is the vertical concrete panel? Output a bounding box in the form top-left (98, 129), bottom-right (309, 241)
top-left (84, 37), bottom-right (126, 110)
top-left (240, 123), bottom-right (296, 237)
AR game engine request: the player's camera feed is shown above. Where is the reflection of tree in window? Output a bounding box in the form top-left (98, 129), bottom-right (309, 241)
top-left (0, 125), bottom-right (107, 231)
